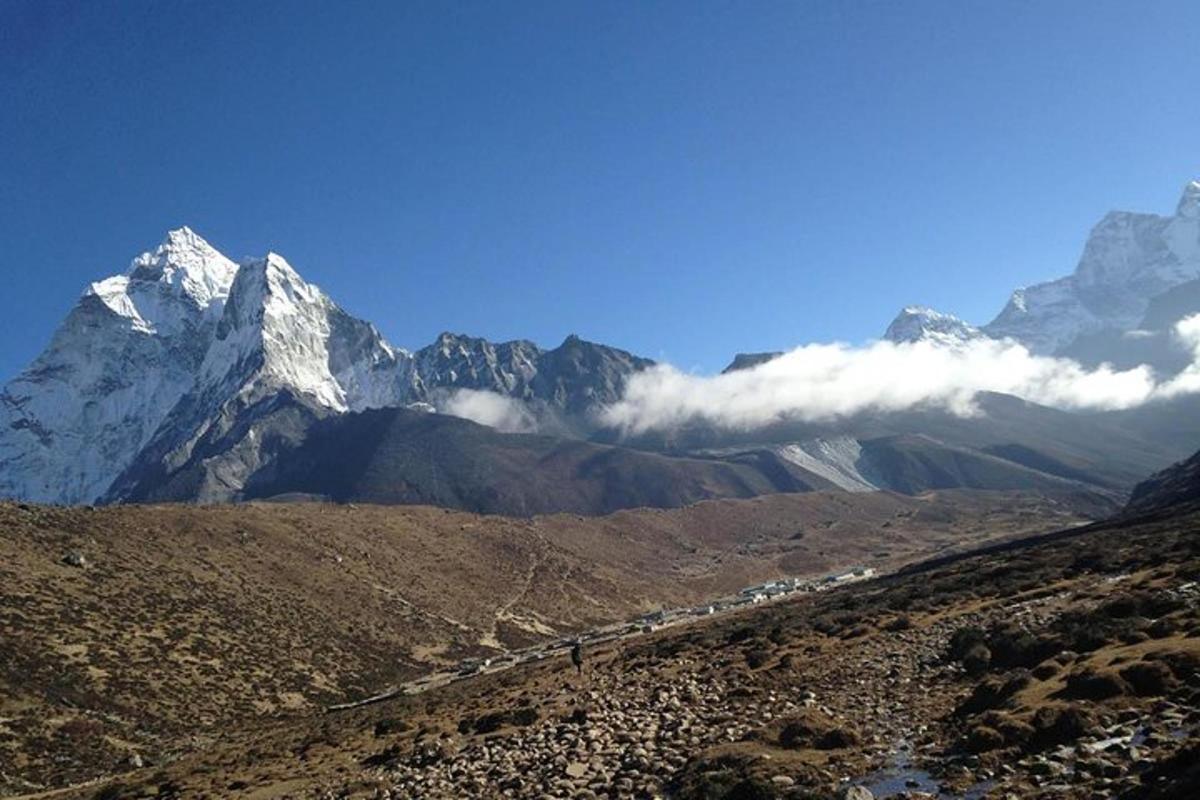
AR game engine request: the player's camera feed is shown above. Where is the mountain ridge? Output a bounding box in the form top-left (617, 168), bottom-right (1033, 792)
top-left (884, 180), bottom-right (1200, 354)
top-left (1, 230), bottom-right (654, 504)
top-left (5, 179), bottom-right (1200, 507)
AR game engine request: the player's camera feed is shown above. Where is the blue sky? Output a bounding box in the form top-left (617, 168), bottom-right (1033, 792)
top-left (1, 1), bottom-right (1198, 380)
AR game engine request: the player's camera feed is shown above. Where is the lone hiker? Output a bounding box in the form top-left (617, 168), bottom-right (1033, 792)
top-left (570, 640), bottom-right (584, 676)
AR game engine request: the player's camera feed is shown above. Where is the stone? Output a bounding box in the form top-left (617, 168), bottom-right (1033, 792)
top-left (839, 787), bottom-right (875, 800)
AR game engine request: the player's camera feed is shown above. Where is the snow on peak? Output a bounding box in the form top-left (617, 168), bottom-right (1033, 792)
top-left (1, 228), bottom-right (243, 503)
top-left (1178, 180), bottom-right (1200, 219)
top-left (986, 180), bottom-right (1200, 353)
top-left (127, 227), bottom-right (239, 309)
top-left (204, 250), bottom-right (411, 414)
top-left (883, 305), bottom-right (984, 346)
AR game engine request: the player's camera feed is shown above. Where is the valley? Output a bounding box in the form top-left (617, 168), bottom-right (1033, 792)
top-left (0, 489), bottom-right (1097, 795)
top-left (6, 482), bottom-right (1197, 800)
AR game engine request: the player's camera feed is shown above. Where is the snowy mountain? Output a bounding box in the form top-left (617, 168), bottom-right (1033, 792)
top-left (883, 306), bottom-right (986, 346)
top-left (103, 251), bottom-right (419, 503)
top-left (883, 180), bottom-right (1200, 356)
top-left (0, 228), bottom-right (654, 504)
top-left (5, 181), bottom-right (1200, 506)
top-left (986, 180), bottom-right (1200, 353)
top-left (0, 228), bottom-right (238, 503)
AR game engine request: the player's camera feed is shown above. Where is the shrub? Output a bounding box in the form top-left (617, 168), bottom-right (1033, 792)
top-left (948, 626), bottom-right (987, 662)
top-left (1120, 662), bottom-right (1179, 697)
top-left (777, 710), bottom-right (858, 751)
top-left (962, 643), bottom-right (991, 676)
top-left (815, 727), bottom-right (860, 749)
top-left (965, 725), bottom-right (1005, 753)
top-left (745, 648), bottom-right (772, 670)
top-left (727, 627), bottom-right (756, 645)
top-left (1059, 669), bottom-right (1130, 701)
top-left (986, 626), bottom-right (1058, 670)
top-left (374, 717), bottom-right (410, 737)
top-left (1032, 662), bottom-right (1060, 681)
top-left (1027, 705), bottom-right (1094, 751)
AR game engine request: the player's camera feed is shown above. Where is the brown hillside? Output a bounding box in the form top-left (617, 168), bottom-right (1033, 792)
top-left (0, 489), bottom-right (1096, 793)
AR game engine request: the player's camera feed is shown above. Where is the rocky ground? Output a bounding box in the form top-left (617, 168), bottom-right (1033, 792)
top-left (18, 501), bottom-right (1198, 799)
top-left (0, 490), bottom-right (1093, 794)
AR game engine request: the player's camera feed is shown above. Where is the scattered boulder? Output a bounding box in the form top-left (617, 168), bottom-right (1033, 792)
top-left (62, 551), bottom-right (87, 568)
top-left (839, 787), bottom-right (875, 800)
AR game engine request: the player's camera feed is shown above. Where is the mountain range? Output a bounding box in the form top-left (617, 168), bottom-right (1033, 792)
top-left (2, 180), bottom-right (1199, 510)
top-left (883, 180), bottom-right (1200, 366)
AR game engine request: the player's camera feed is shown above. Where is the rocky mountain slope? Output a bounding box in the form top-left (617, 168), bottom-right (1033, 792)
top-left (0, 489), bottom-right (1090, 794)
top-left (19, 486), bottom-right (1200, 799)
top-left (1125, 445), bottom-right (1200, 514)
top-left (608, 392), bottom-right (1178, 497)
top-left (235, 407), bottom-right (830, 514)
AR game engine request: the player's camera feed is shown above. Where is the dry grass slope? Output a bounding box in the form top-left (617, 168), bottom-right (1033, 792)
top-left (0, 489), bottom-right (1096, 793)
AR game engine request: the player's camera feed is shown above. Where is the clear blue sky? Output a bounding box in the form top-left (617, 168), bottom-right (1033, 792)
top-left (2, 1), bottom-right (1198, 380)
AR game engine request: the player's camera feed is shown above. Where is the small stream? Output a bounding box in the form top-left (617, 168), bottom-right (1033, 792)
top-left (851, 741), bottom-right (994, 799)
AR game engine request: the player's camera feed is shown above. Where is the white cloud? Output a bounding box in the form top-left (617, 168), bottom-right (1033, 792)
top-left (598, 322), bottom-right (1200, 435)
top-left (1156, 314), bottom-right (1200, 398)
top-left (440, 389), bottom-right (538, 433)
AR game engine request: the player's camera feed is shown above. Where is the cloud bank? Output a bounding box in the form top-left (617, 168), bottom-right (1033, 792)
top-left (599, 315), bottom-right (1200, 435)
top-left (440, 388), bottom-right (539, 433)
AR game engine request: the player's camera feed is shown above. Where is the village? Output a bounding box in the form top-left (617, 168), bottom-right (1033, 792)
top-left (329, 564), bottom-right (880, 712)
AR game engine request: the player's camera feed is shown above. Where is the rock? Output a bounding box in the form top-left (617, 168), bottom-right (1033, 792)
top-left (770, 775), bottom-right (795, 787)
top-left (61, 551), bottom-right (87, 568)
top-left (839, 787), bottom-right (875, 800)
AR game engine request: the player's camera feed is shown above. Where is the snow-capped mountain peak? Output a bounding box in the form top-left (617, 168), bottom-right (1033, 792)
top-left (0, 224), bottom-right (664, 504)
top-left (127, 226), bottom-right (238, 310)
top-left (198, 250), bottom-right (414, 415)
top-left (883, 306), bottom-right (984, 346)
top-left (1177, 180), bottom-right (1200, 220)
top-left (0, 228), bottom-right (242, 503)
top-left (985, 179), bottom-right (1200, 354)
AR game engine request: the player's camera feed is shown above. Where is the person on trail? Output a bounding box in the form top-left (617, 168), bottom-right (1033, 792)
top-left (570, 640), bottom-right (584, 676)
